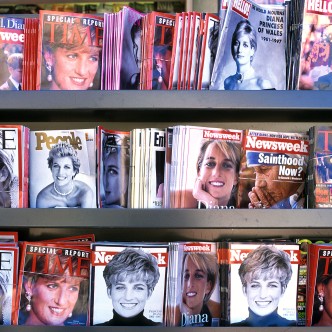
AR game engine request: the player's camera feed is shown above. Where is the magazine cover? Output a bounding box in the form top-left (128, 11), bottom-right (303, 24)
top-left (141, 12), bottom-right (175, 90)
top-left (90, 242), bottom-right (169, 326)
top-left (0, 125), bottom-right (29, 208)
top-left (306, 243), bottom-right (332, 326)
top-left (295, 238), bottom-right (332, 326)
top-left (297, 0), bottom-right (332, 90)
top-left (167, 241), bottom-right (221, 327)
top-left (0, 245), bottom-right (19, 325)
top-left (97, 126), bottom-right (130, 208)
top-left (307, 126), bottom-right (332, 208)
top-left (169, 125), bottom-right (243, 209)
top-left (196, 13), bottom-right (219, 90)
top-left (119, 6), bottom-right (145, 90)
top-left (29, 129), bottom-right (96, 208)
top-left (237, 129), bottom-right (309, 209)
top-left (226, 242), bottom-right (299, 326)
top-left (210, 0), bottom-right (287, 90)
top-left (36, 10), bottom-right (104, 90)
top-left (0, 16), bottom-right (24, 91)
top-left (16, 242), bottom-right (91, 326)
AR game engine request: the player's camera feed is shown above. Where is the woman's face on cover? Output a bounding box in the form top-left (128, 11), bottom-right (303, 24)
top-left (110, 275), bottom-right (149, 318)
top-left (27, 276), bottom-right (80, 325)
top-left (103, 151), bottom-right (128, 206)
top-left (51, 156), bottom-right (75, 189)
top-left (198, 142), bottom-right (237, 205)
top-left (244, 276), bottom-right (283, 317)
top-left (182, 256), bottom-right (212, 314)
top-left (232, 33), bottom-right (254, 65)
top-left (51, 46), bottom-right (99, 90)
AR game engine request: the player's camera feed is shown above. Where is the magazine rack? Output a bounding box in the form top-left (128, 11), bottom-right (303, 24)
top-left (1, 90), bottom-right (331, 332)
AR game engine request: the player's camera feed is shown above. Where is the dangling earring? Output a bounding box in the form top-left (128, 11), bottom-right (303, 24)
top-left (157, 66), bottom-right (163, 84)
top-left (25, 291), bottom-right (32, 312)
top-left (318, 292), bottom-right (324, 311)
top-left (46, 63), bottom-right (52, 82)
top-left (68, 312), bottom-right (72, 318)
top-left (89, 82), bottom-right (93, 88)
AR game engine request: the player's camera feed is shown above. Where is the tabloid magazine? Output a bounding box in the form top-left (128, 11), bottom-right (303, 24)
top-left (307, 126), bottom-right (332, 208)
top-left (210, 0), bottom-right (287, 90)
top-left (222, 242), bottom-right (299, 326)
top-left (237, 129), bottom-right (309, 209)
top-left (0, 125), bottom-right (29, 208)
top-left (167, 241), bottom-right (221, 327)
top-left (15, 241), bottom-right (91, 326)
top-left (0, 243), bottom-right (19, 325)
top-left (0, 17), bottom-right (24, 91)
top-left (36, 10), bottom-right (104, 90)
top-left (169, 125), bottom-right (243, 209)
top-left (140, 11), bottom-right (175, 90)
top-left (96, 126), bottom-right (130, 208)
top-left (29, 129), bottom-right (96, 208)
top-left (297, 0), bottom-right (332, 90)
top-left (90, 242), bottom-right (169, 326)
top-left (306, 243), bottom-right (332, 326)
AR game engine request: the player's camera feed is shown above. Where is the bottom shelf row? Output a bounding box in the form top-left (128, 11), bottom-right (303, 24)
top-left (0, 230), bottom-right (331, 330)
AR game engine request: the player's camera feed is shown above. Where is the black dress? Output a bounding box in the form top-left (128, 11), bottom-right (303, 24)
top-left (95, 310), bottom-right (162, 326)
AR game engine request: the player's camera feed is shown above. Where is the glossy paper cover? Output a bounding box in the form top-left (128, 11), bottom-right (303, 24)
top-left (29, 129), bottom-right (96, 208)
top-left (90, 242), bottom-right (169, 326)
top-left (15, 241), bottom-right (91, 326)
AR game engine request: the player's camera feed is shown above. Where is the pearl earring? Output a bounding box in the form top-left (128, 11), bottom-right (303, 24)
top-left (46, 63), bottom-right (52, 82)
top-left (25, 291), bottom-right (32, 312)
top-left (318, 292), bottom-right (324, 312)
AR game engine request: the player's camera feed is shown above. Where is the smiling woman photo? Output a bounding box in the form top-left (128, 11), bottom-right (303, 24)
top-left (36, 142), bottom-right (93, 208)
top-left (232, 245), bottom-right (296, 327)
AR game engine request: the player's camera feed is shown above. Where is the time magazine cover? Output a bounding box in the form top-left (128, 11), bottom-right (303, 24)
top-left (167, 241), bottom-right (221, 327)
top-left (36, 10), bottom-right (104, 91)
top-left (237, 129), bottom-right (309, 209)
top-left (29, 129), bottom-right (96, 208)
top-left (15, 241), bottom-right (91, 326)
top-left (210, 0), bottom-right (287, 90)
top-left (96, 126), bottom-right (130, 208)
top-left (307, 126), bottom-right (332, 208)
top-left (90, 242), bottom-right (169, 326)
top-left (297, 0), bottom-right (332, 90)
top-left (0, 245), bottom-right (19, 325)
top-left (140, 11), bottom-right (175, 90)
top-left (295, 238), bottom-right (332, 326)
top-left (169, 125), bottom-right (243, 209)
top-left (0, 125), bottom-right (29, 208)
top-left (0, 16), bottom-right (24, 91)
top-left (306, 243), bottom-right (332, 326)
top-left (225, 242), bottom-right (299, 326)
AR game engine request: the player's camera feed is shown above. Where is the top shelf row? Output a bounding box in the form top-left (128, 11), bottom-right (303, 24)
top-left (0, 90), bottom-right (331, 123)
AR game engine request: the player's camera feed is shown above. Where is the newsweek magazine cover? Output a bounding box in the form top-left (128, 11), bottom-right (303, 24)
top-left (0, 245), bottom-right (19, 325)
top-left (90, 242), bottom-right (169, 326)
top-left (0, 125), bottom-right (29, 208)
top-left (96, 126), bottom-right (130, 208)
top-left (237, 129), bottom-right (309, 209)
top-left (141, 12), bottom-right (175, 90)
top-left (297, 0), bottom-right (332, 90)
top-left (169, 125), bottom-right (243, 209)
top-left (29, 129), bottom-right (96, 208)
top-left (36, 10), bottom-right (103, 91)
top-left (15, 242), bottom-right (91, 326)
top-left (167, 241), bottom-right (221, 327)
top-left (295, 238), bottom-right (332, 326)
top-left (0, 17), bottom-right (24, 91)
top-left (307, 126), bottom-right (332, 208)
top-left (224, 242), bottom-right (299, 326)
top-left (210, 0), bottom-right (287, 90)
top-left (306, 243), bottom-right (332, 326)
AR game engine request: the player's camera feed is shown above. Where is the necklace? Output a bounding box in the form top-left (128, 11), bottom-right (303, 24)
top-left (53, 182), bottom-right (74, 196)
